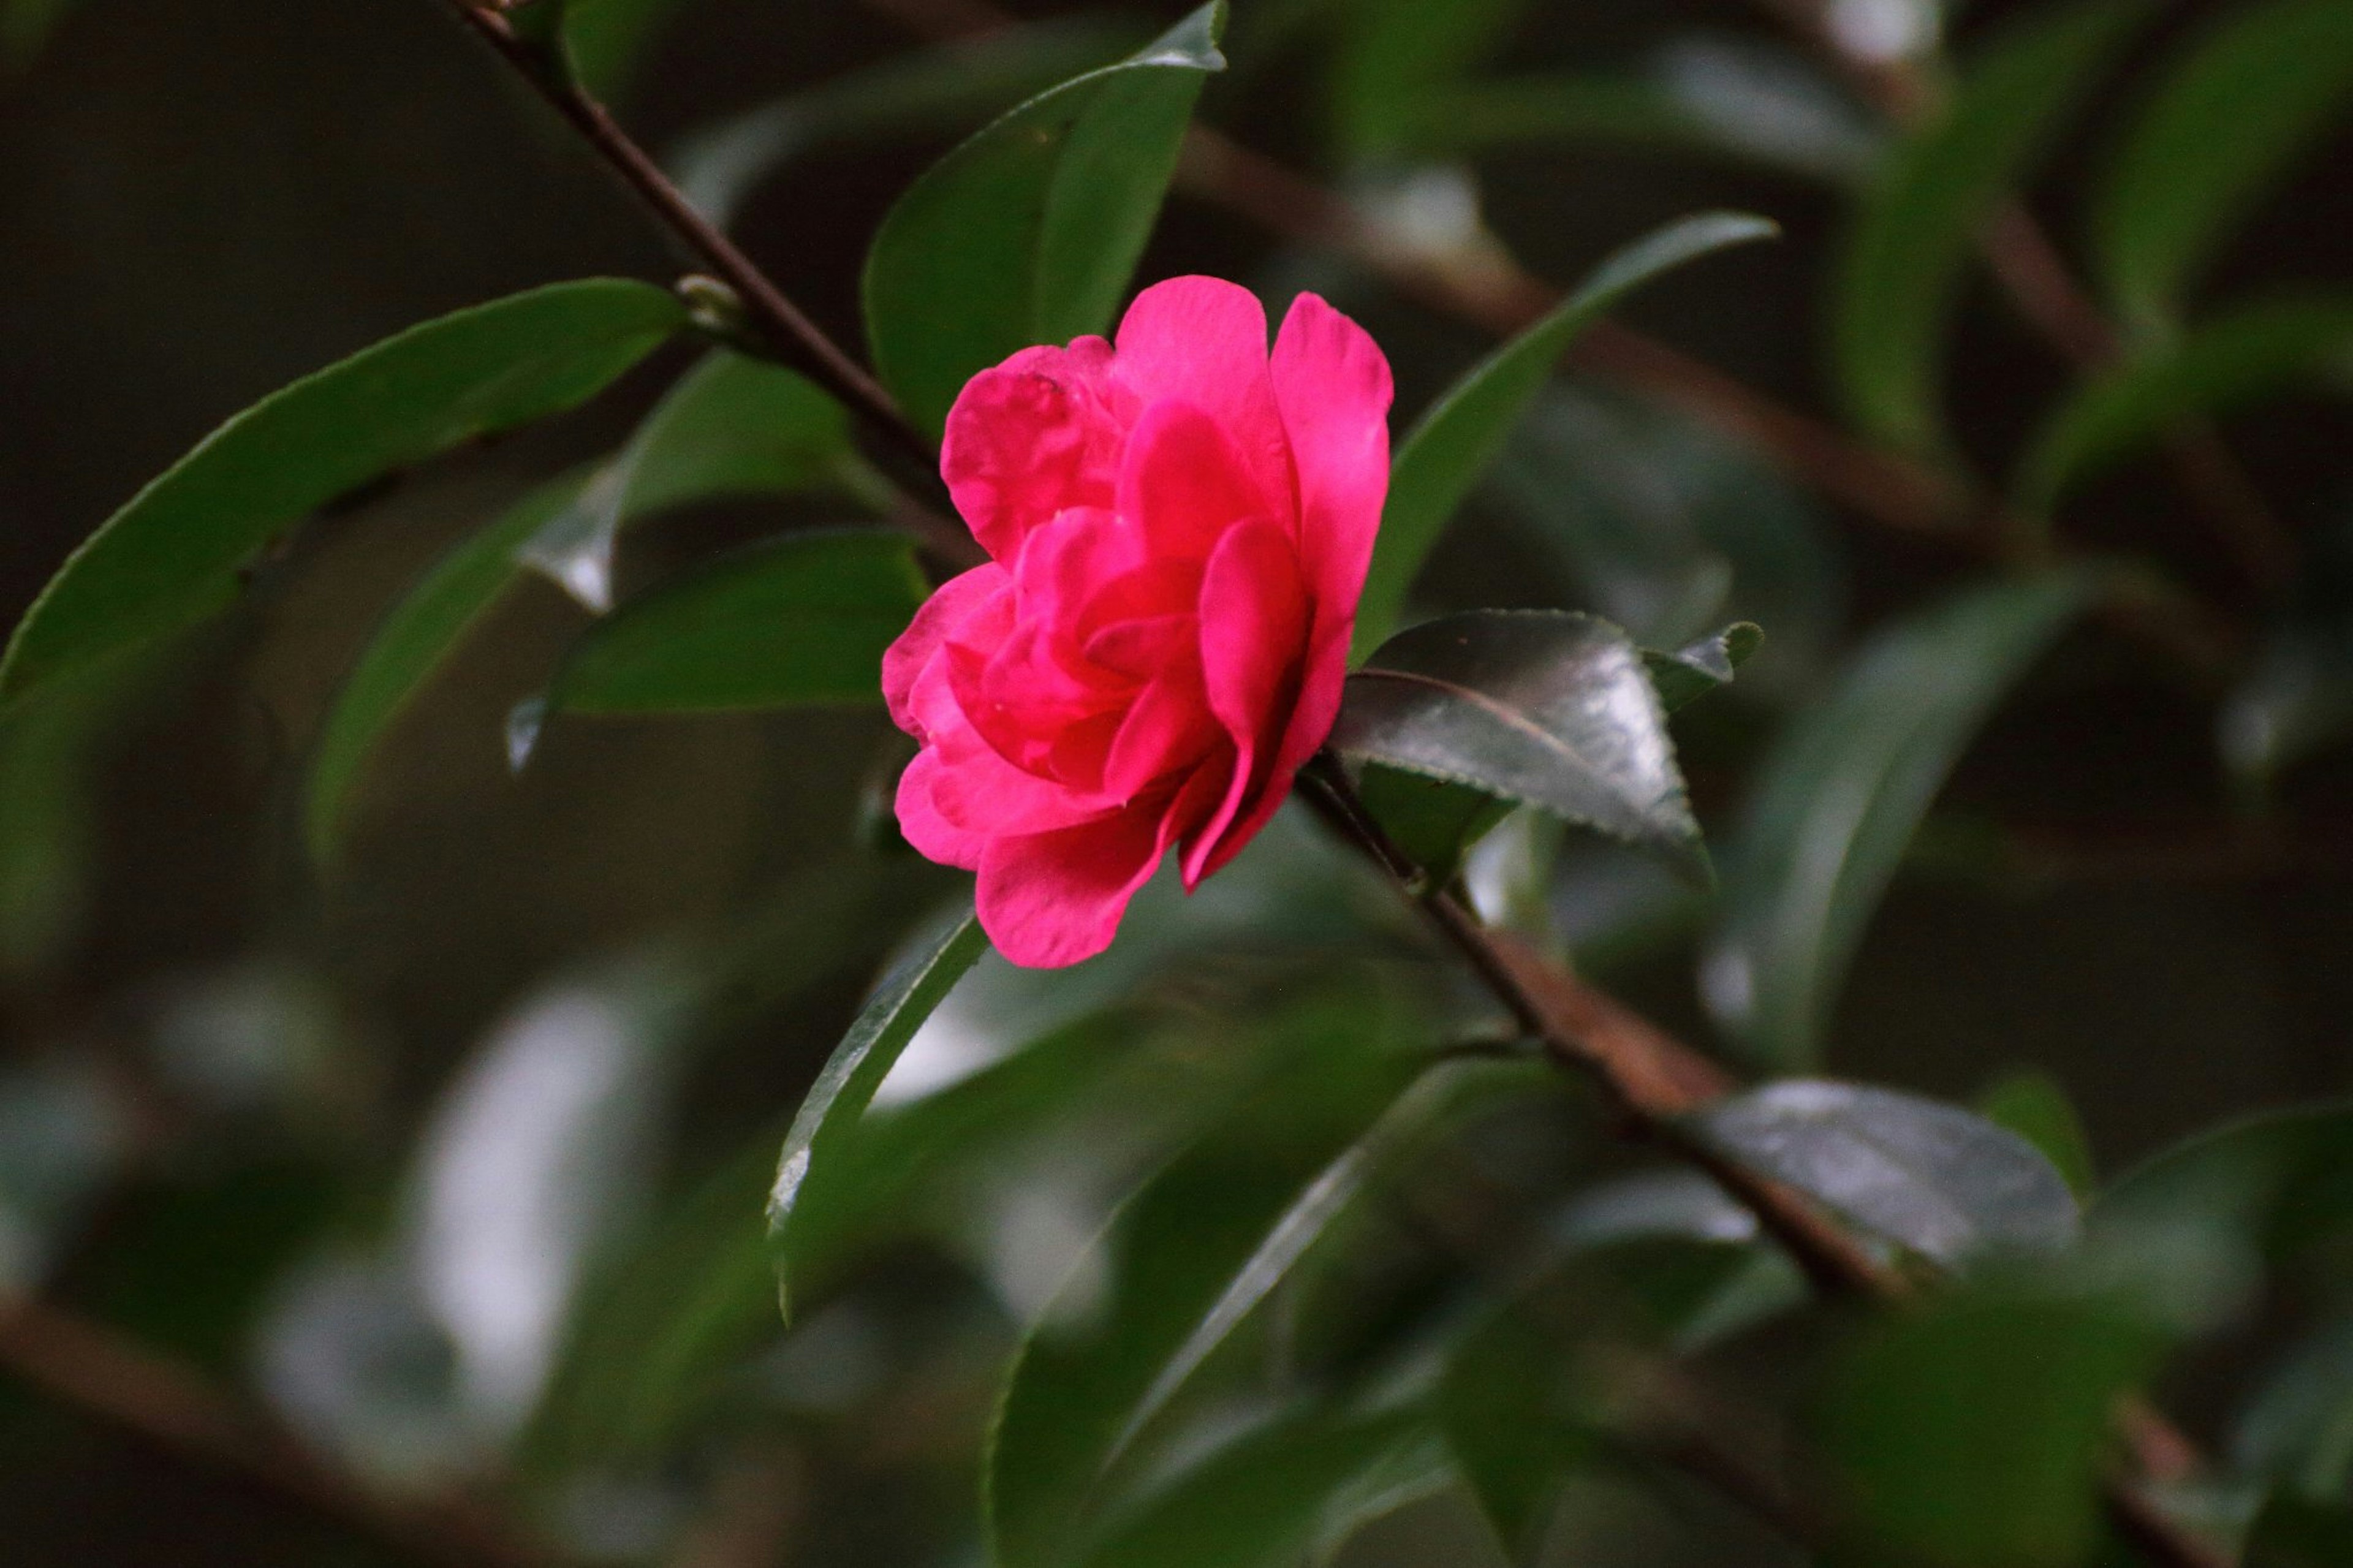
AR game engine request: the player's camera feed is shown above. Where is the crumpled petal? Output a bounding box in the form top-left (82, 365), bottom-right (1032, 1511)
top-left (942, 338), bottom-right (1130, 563)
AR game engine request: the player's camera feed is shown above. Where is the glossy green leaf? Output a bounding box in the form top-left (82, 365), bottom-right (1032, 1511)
top-left (1077, 1404), bottom-right (1434, 1568)
top-left (521, 349), bottom-right (860, 613)
top-left (671, 18), bottom-right (1139, 227)
top-left (1833, 0), bottom-right (2150, 449)
top-left (1703, 572), bottom-right (2092, 1068)
top-left (2018, 295), bottom-right (2353, 515)
top-left (1357, 211), bottom-right (1776, 654)
top-left (767, 912), bottom-right (988, 1322)
top-left (1822, 1295), bottom-right (2166, 1567)
top-left (985, 1013), bottom-right (1433, 1568)
top-left (1976, 1068), bottom-right (2097, 1199)
top-left (1, 280), bottom-right (686, 706)
top-left (1642, 621), bottom-right (1764, 714)
top-left (1688, 1080), bottom-right (2081, 1271)
top-left (2092, 0), bottom-right (2353, 333)
top-left (2248, 1498), bottom-right (2353, 1568)
top-left (863, 3), bottom-right (1226, 437)
top-left (1333, 610), bottom-right (1707, 886)
top-left (542, 531), bottom-right (926, 719)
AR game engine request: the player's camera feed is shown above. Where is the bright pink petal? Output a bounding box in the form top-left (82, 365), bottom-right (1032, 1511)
top-left (1112, 279), bottom-right (1292, 520)
top-left (1269, 292), bottom-right (1392, 614)
top-left (1191, 619), bottom-right (1348, 883)
top-left (1084, 612), bottom-right (1193, 680)
top-left (977, 804), bottom-right (1169, 968)
top-left (883, 564), bottom-right (1010, 738)
top-left (941, 338), bottom-right (1131, 562)
top-left (1103, 668), bottom-right (1216, 798)
top-left (1181, 517), bottom-right (1309, 885)
top-left (1116, 401), bottom-right (1270, 564)
top-left (894, 749), bottom-right (988, 869)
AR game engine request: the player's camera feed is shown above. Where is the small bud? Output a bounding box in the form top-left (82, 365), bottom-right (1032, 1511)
top-left (676, 275), bottom-right (757, 351)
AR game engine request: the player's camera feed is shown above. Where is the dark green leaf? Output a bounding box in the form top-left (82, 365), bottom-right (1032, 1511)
top-left (1357, 212), bottom-right (1776, 654)
top-left (2092, 1100), bottom-right (2353, 1273)
top-left (1333, 610), bottom-right (1707, 885)
top-left (1688, 1080), bottom-right (2081, 1271)
top-left (863, 3), bottom-right (1225, 437)
top-left (1975, 1068), bottom-right (2097, 1199)
top-left (1441, 1308), bottom-right (1594, 1556)
top-left (1703, 572), bottom-right (2092, 1067)
top-left (521, 349), bottom-right (860, 613)
top-left (541, 531), bottom-right (926, 719)
top-left (561, 0), bottom-right (698, 99)
top-left (671, 18), bottom-right (1140, 227)
top-left (1077, 1404), bottom-right (1435, 1568)
top-left (2018, 294), bottom-right (2353, 516)
top-left (1328, 0), bottom-right (1527, 156)
top-left (767, 912), bottom-right (988, 1322)
top-left (1354, 765), bottom-right (1515, 889)
top-left (985, 1015), bottom-right (1434, 1568)
top-left (2248, 1498), bottom-right (2353, 1568)
top-left (1833, 0), bottom-right (2151, 449)
top-left (1643, 621), bottom-right (1763, 713)
top-left (1822, 1295), bottom-right (2166, 1567)
top-left (2234, 1318), bottom-right (2353, 1501)
top-left (2091, 0), bottom-right (2353, 333)
top-left (1, 280), bottom-right (686, 706)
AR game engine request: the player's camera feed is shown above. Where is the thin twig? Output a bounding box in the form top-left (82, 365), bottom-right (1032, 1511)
top-left (0, 1292), bottom-right (555, 1568)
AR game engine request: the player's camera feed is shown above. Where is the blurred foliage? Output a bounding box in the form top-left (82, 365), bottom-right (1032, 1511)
top-left (2, 0), bottom-right (2353, 1565)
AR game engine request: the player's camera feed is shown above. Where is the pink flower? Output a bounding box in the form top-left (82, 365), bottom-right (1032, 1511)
top-left (882, 277), bottom-right (1393, 968)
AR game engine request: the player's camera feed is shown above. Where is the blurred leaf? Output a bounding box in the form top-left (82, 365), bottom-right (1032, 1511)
top-left (1078, 1403), bottom-right (1436, 1568)
top-left (1833, 0), bottom-right (2150, 450)
top-left (1329, 0), bottom-right (1526, 156)
top-left (1403, 39), bottom-right (1881, 183)
top-left (561, 0), bottom-right (696, 100)
top-left (520, 349), bottom-right (858, 613)
top-left (985, 1023), bottom-right (1438, 1568)
top-left (2018, 294), bottom-right (2353, 515)
top-left (768, 912), bottom-right (988, 1323)
top-left (0, 1059), bottom-right (129, 1290)
top-left (1703, 572), bottom-right (2093, 1068)
top-left (2093, 1100), bottom-right (2353, 1273)
top-left (1357, 211), bottom-right (1777, 654)
top-left (1688, 1080), bottom-right (2081, 1271)
top-left (2091, 0), bottom-right (2353, 334)
top-left (1333, 610), bottom-right (1707, 886)
top-left (1441, 1308), bottom-right (1594, 1556)
top-left (1642, 621), bottom-right (1764, 713)
top-left (540, 530), bottom-right (925, 721)
top-left (1354, 765), bottom-right (1515, 889)
top-left (1976, 1068), bottom-right (2097, 1199)
top-left (671, 17), bottom-right (1141, 227)
top-left (0, 279), bottom-right (685, 706)
top-left (2234, 1318), bottom-right (2353, 1502)
top-left (1822, 1294), bottom-right (2165, 1567)
top-left (2222, 621), bottom-right (2353, 787)
top-left (864, 2), bottom-right (1226, 437)
top-left (2247, 1498), bottom-right (2353, 1568)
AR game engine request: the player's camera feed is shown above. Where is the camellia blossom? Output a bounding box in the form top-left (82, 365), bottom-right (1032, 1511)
top-left (882, 276), bottom-right (1393, 968)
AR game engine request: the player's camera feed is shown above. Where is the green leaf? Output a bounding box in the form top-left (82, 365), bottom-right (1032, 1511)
top-left (1333, 610), bottom-right (1707, 886)
top-left (671, 18), bottom-right (1140, 227)
top-left (2091, 0), bottom-right (2353, 334)
top-left (1832, 0), bottom-right (2151, 450)
top-left (1441, 1308), bottom-right (1595, 1556)
top-left (767, 912), bottom-right (988, 1323)
top-left (1821, 1294), bottom-right (2167, 1567)
top-left (1076, 1404), bottom-right (1436, 1568)
top-left (985, 1017), bottom-right (1438, 1568)
top-left (520, 349), bottom-right (859, 613)
top-left (1356, 211), bottom-right (1777, 654)
top-left (1687, 1080), bottom-right (2081, 1271)
top-left (2018, 294), bottom-right (2353, 516)
top-left (1, 280), bottom-right (686, 706)
top-left (1642, 621), bottom-right (1764, 713)
top-left (561, 0), bottom-right (698, 99)
top-left (1328, 0), bottom-right (1528, 156)
top-left (1975, 1068), bottom-right (2097, 1199)
top-left (863, 3), bottom-right (1226, 437)
top-left (2248, 1498), bottom-right (2353, 1568)
top-left (1353, 765), bottom-right (1515, 889)
top-left (1703, 572), bottom-right (2092, 1068)
top-left (540, 531), bottom-right (926, 719)
top-left (2234, 1319), bottom-right (2353, 1502)
top-left (2092, 1100), bottom-right (2353, 1273)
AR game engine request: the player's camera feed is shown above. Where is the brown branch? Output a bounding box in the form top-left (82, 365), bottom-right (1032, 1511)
top-left (1293, 754), bottom-right (2232, 1568)
top-left (0, 1292), bottom-right (555, 1568)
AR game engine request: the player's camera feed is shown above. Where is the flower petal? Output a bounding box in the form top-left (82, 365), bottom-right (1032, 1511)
top-left (1181, 515), bottom-right (1309, 885)
top-left (1270, 292), bottom-right (1392, 616)
top-left (1116, 400), bottom-right (1270, 565)
top-left (941, 338), bottom-right (1131, 562)
top-left (977, 805), bottom-right (1169, 968)
top-left (882, 562), bottom-right (1009, 738)
top-left (1112, 278), bottom-right (1292, 520)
